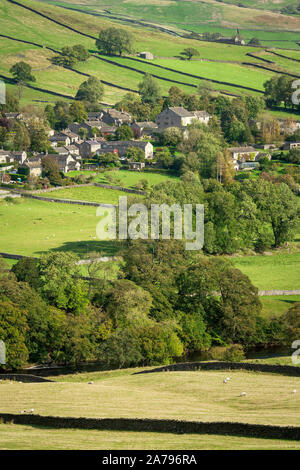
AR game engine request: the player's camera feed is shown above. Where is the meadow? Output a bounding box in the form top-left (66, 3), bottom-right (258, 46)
top-left (1, 0), bottom-right (300, 108)
top-left (232, 252), bottom-right (300, 290)
top-left (260, 295), bottom-right (300, 318)
top-left (40, 0), bottom-right (300, 42)
top-left (40, 185), bottom-right (138, 204)
top-left (68, 169), bottom-right (179, 188)
top-left (0, 423), bottom-right (299, 450)
top-left (0, 369), bottom-right (299, 427)
top-left (0, 197), bottom-right (120, 257)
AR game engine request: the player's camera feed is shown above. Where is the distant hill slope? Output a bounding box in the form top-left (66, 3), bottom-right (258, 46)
top-left (0, 0), bottom-right (300, 113)
top-left (38, 0), bottom-right (300, 49)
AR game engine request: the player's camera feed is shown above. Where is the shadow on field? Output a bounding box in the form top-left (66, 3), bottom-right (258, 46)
top-left (277, 298), bottom-right (300, 306)
top-left (36, 240), bottom-right (121, 257)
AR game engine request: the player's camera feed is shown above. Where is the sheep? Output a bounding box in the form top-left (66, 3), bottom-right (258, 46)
top-left (223, 379), bottom-right (228, 384)
top-left (292, 389), bottom-right (297, 394)
top-left (88, 381), bottom-right (94, 385)
top-left (240, 392), bottom-right (247, 397)
top-left (30, 409), bottom-right (34, 413)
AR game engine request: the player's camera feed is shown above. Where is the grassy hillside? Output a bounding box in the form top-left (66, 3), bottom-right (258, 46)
top-left (1, 423), bottom-right (299, 450)
top-left (0, 0), bottom-right (300, 108)
top-left (1, 369), bottom-right (299, 426)
top-left (39, 0), bottom-right (300, 48)
top-left (232, 252), bottom-right (300, 290)
top-left (0, 197), bottom-right (119, 257)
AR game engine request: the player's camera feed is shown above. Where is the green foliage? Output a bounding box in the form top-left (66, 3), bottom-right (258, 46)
top-left (38, 252), bottom-right (89, 314)
top-left (138, 74), bottom-right (162, 106)
top-left (180, 47), bottom-right (200, 60)
top-left (12, 257), bottom-right (41, 290)
top-left (115, 124), bottom-right (134, 141)
top-left (9, 61), bottom-right (36, 83)
top-left (76, 77), bottom-right (104, 104)
top-left (0, 300), bottom-right (28, 369)
top-left (125, 146), bottom-right (145, 162)
top-left (96, 27), bottom-right (134, 56)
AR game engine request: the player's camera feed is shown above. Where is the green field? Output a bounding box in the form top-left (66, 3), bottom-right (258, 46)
top-left (232, 253), bottom-right (300, 290)
top-left (0, 198), bottom-right (119, 257)
top-left (41, 0), bottom-right (300, 48)
top-left (260, 296), bottom-right (300, 318)
top-left (1, 0), bottom-right (300, 108)
top-left (1, 423), bottom-right (299, 450)
top-left (68, 169), bottom-right (179, 188)
top-left (41, 185), bottom-right (138, 204)
top-left (0, 369), bottom-right (299, 427)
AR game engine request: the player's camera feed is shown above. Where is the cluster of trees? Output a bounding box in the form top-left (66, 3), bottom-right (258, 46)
top-left (45, 100), bottom-right (88, 130)
top-left (0, 111), bottom-right (50, 154)
top-left (281, 3), bottom-right (300, 15)
top-left (1, 235), bottom-right (299, 370)
top-left (264, 75), bottom-right (299, 111)
top-left (96, 27), bottom-right (134, 56)
top-left (9, 62), bottom-right (36, 84)
top-left (142, 176), bottom-right (300, 252)
top-left (52, 45), bottom-right (90, 68)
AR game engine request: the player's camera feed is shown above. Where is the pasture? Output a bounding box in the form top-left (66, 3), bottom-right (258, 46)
top-left (0, 197), bottom-right (120, 257)
top-left (68, 169), bottom-right (179, 188)
top-left (0, 423), bottom-right (299, 450)
top-left (1, 0), bottom-right (300, 108)
top-left (41, 0), bottom-right (300, 46)
top-left (260, 296), bottom-right (300, 318)
top-left (232, 252), bottom-right (300, 291)
top-left (0, 369), bottom-right (299, 427)
top-left (40, 185), bottom-right (137, 204)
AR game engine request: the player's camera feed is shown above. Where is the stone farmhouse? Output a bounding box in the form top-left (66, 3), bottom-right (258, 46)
top-left (20, 157), bottom-right (42, 177)
top-left (79, 139), bottom-right (105, 158)
top-left (101, 108), bottom-right (131, 126)
top-left (283, 142), bottom-right (300, 150)
top-left (50, 132), bottom-right (71, 148)
top-left (97, 141), bottom-right (154, 159)
top-left (155, 107), bottom-right (211, 131)
top-left (131, 121), bottom-right (158, 138)
top-left (37, 153), bottom-right (81, 173)
top-left (0, 150), bottom-right (27, 165)
top-left (228, 146), bottom-right (259, 165)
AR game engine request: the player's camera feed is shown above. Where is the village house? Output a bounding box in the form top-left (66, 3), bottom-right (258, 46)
top-left (101, 108), bottom-right (132, 126)
top-left (69, 121), bottom-right (116, 138)
top-left (64, 145), bottom-right (81, 157)
top-left (228, 146), bottom-right (259, 164)
top-left (131, 121), bottom-right (158, 138)
top-left (20, 158), bottom-right (42, 177)
top-left (0, 150), bottom-right (13, 164)
top-left (49, 132), bottom-right (71, 148)
top-left (37, 153), bottom-right (81, 173)
top-left (127, 161), bottom-right (145, 170)
top-left (87, 112), bottom-right (102, 121)
top-left (62, 129), bottom-right (80, 143)
top-left (283, 142), bottom-right (300, 150)
top-left (10, 151), bottom-right (27, 164)
top-left (3, 112), bottom-right (23, 121)
top-left (97, 140), bottom-right (154, 159)
top-left (155, 107), bottom-right (211, 131)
